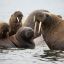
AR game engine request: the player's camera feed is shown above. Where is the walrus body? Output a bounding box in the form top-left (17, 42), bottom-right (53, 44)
top-left (0, 38), bottom-right (16, 48)
top-left (9, 11), bottom-right (23, 36)
top-left (34, 12), bottom-right (64, 50)
top-left (23, 10), bottom-right (49, 37)
top-left (42, 20), bottom-right (64, 50)
top-left (0, 27), bottom-right (35, 49)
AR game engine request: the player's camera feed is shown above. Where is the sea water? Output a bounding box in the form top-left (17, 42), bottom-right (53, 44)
top-left (0, 36), bottom-right (64, 64)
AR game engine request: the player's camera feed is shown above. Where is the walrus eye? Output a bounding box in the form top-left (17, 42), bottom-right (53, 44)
top-left (46, 14), bottom-right (49, 17)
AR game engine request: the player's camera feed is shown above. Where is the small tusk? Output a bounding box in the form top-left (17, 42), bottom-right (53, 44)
top-left (38, 22), bottom-right (42, 33)
top-left (17, 17), bottom-right (19, 22)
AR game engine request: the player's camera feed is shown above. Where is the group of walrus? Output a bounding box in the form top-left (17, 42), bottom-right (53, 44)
top-left (0, 9), bottom-right (64, 50)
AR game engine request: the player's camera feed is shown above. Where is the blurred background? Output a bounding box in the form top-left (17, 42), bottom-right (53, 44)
top-left (0, 0), bottom-right (64, 23)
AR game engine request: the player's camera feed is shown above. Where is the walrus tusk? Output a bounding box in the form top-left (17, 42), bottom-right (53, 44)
top-left (38, 22), bottom-right (42, 33)
top-left (34, 15), bottom-right (42, 34)
top-left (34, 22), bottom-right (37, 33)
top-left (34, 15), bottom-right (35, 22)
top-left (17, 17), bottom-right (19, 22)
top-left (34, 15), bottom-right (36, 33)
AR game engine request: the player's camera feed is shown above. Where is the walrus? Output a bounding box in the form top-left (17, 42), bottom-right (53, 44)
top-left (0, 27), bottom-right (35, 49)
top-left (0, 22), bottom-right (9, 39)
top-left (34, 12), bottom-right (64, 50)
top-left (23, 10), bottom-right (49, 38)
top-left (0, 22), bottom-right (14, 48)
top-left (9, 11), bottom-right (23, 36)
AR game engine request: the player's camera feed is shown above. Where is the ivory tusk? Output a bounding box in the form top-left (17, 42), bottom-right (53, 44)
top-left (38, 22), bottom-right (42, 33)
top-left (34, 16), bottom-right (36, 22)
top-left (34, 15), bottom-right (36, 33)
top-left (17, 17), bottom-right (19, 22)
top-left (34, 22), bottom-right (37, 33)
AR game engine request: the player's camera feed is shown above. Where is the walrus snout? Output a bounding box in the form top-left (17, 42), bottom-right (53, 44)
top-left (34, 13), bottom-right (46, 34)
top-left (15, 11), bottom-right (23, 23)
top-left (25, 29), bottom-right (34, 39)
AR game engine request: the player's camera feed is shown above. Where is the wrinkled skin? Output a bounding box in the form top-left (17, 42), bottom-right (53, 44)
top-left (23, 10), bottom-right (49, 38)
top-left (9, 11), bottom-right (23, 36)
top-left (0, 27), bottom-right (35, 49)
top-left (0, 22), bottom-right (9, 39)
top-left (34, 12), bottom-right (64, 50)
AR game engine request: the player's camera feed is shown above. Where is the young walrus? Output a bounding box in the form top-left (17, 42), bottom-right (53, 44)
top-left (9, 11), bottom-right (23, 36)
top-left (9, 27), bottom-right (35, 49)
top-left (34, 12), bottom-right (64, 50)
top-left (0, 27), bottom-right (35, 49)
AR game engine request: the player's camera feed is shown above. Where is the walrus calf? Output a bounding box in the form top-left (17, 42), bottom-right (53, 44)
top-left (0, 27), bottom-right (35, 49)
top-left (9, 11), bottom-right (23, 36)
top-left (34, 12), bottom-right (64, 50)
top-left (10, 27), bottom-right (35, 49)
top-left (23, 10), bottom-right (49, 38)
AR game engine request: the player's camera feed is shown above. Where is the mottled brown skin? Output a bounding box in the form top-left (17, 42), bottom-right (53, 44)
top-left (0, 22), bottom-right (9, 39)
top-left (0, 27), bottom-right (35, 49)
top-left (9, 11), bottom-right (23, 36)
top-left (23, 10), bottom-right (49, 38)
top-left (35, 12), bottom-right (64, 50)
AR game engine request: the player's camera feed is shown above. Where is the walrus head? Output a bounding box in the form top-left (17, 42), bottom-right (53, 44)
top-left (15, 27), bottom-right (35, 49)
top-left (0, 23), bottom-right (9, 39)
top-left (34, 12), bottom-right (46, 35)
top-left (13, 11), bottom-right (23, 22)
top-left (9, 11), bottom-right (23, 27)
top-left (34, 12), bottom-right (61, 35)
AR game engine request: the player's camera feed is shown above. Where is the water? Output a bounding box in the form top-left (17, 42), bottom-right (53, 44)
top-left (0, 36), bottom-right (64, 64)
